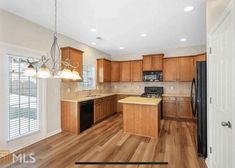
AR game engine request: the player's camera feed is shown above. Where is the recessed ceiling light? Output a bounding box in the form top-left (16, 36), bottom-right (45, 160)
top-left (119, 47), bottom-right (125, 50)
top-left (184, 6), bottom-right (194, 12)
top-left (141, 33), bottom-right (147, 37)
top-left (180, 38), bottom-right (187, 42)
top-left (91, 42), bottom-right (96, 45)
top-left (90, 28), bottom-right (97, 32)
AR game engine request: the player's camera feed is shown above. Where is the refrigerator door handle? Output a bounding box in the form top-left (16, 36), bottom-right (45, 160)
top-left (191, 78), bottom-right (197, 117)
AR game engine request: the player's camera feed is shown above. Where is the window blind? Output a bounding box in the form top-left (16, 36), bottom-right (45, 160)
top-left (79, 65), bottom-right (95, 90)
top-left (9, 56), bottom-right (39, 140)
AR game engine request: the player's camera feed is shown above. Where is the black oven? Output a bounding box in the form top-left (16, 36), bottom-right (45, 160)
top-left (143, 71), bottom-right (163, 82)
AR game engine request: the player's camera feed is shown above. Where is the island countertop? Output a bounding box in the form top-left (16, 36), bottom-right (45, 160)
top-left (118, 96), bottom-right (162, 106)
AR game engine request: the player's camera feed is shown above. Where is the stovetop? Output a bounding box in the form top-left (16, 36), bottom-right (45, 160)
top-left (141, 87), bottom-right (164, 98)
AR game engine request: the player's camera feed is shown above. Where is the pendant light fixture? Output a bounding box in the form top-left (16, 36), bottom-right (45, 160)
top-left (24, 0), bottom-right (81, 80)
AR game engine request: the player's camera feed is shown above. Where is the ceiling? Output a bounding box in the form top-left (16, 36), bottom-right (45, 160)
top-left (0, 0), bottom-right (206, 56)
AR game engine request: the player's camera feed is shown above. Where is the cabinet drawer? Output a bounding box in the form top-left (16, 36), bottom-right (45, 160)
top-left (176, 97), bottom-right (191, 102)
top-left (163, 96), bottom-right (176, 101)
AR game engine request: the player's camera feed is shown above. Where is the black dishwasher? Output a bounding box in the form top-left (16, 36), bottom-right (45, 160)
top-left (80, 100), bottom-right (94, 132)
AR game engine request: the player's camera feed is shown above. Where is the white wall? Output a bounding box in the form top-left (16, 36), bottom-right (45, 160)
top-left (0, 9), bottom-right (111, 152)
top-left (207, 0), bottom-right (231, 31)
top-left (111, 45), bottom-right (206, 61)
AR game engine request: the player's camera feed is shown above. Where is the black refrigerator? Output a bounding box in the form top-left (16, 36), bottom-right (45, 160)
top-left (191, 61), bottom-right (207, 158)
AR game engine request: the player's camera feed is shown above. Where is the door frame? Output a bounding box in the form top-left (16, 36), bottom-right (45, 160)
top-left (207, 1), bottom-right (235, 167)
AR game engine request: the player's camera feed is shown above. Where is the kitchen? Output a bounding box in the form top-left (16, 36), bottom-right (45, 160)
top-left (0, 0), bottom-right (234, 168)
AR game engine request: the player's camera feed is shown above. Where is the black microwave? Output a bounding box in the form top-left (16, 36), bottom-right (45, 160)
top-left (143, 71), bottom-right (163, 82)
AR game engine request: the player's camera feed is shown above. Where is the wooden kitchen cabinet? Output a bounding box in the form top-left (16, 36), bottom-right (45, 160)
top-left (61, 47), bottom-right (83, 81)
top-left (61, 101), bottom-right (80, 134)
top-left (194, 53), bottom-right (206, 63)
top-left (143, 54), bottom-right (164, 71)
top-left (120, 61), bottom-right (131, 82)
top-left (97, 59), bottom-right (111, 83)
top-left (178, 57), bottom-right (194, 81)
top-left (163, 96), bottom-right (193, 120)
top-left (131, 60), bottom-right (143, 82)
top-left (163, 101), bottom-right (177, 118)
top-left (94, 95), bottom-right (117, 123)
top-left (163, 57), bottom-right (194, 82)
top-left (163, 58), bottom-right (179, 81)
top-left (111, 61), bottom-right (120, 82)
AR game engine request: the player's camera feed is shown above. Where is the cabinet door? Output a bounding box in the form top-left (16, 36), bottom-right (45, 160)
top-left (111, 62), bottom-right (120, 82)
top-left (61, 47), bottom-right (83, 82)
top-left (104, 60), bottom-right (111, 82)
top-left (152, 55), bottom-right (163, 71)
top-left (61, 101), bottom-right (80, 134)
top-left (94, 102), bottom-right (102, 123)
top-left (143, 56), bottom-right (152, 71)
top-left (177, 101), bottom-right (193, 119)
top-left (120, 61), bottom-right (131, 82)
top-left (163, 58), bottom-right (179, 81)
top-left (163, 101), bottom-right (177, 118)
top-left (97, 59), bottom-right (111, 83)
top-left (131, 60), bottom-right (143, 82)
top-left (178, 57), bottom-right (194, 82)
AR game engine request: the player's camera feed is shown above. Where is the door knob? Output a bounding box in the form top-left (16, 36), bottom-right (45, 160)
top-left (221, 121), bottom-right (232, 128)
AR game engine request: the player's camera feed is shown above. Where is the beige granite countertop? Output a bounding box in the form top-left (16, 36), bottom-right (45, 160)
top-left (61, 92), bottom-right (142, 103)
top-left (118, 96), bottom-right (162, 106)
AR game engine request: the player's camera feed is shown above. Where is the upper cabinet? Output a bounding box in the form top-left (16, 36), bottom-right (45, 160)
top-left (163, 58), bottom-right (179, 81)
top-left (120, 61), bottom-right (132, 82)
top-left (97, 59), bottom-right (111, 83)
top-left (143, 54), bottom-right (164, 71)
top-left (163, 56), bottom-right (194, 82)
top-left (111, 62), bottom-right (120, 82)
top-left (61, 47), bottom-right (83, 81)
top-left (131, 60), bottom-right (143, 82)
top-left (178, 57), bottom-right (194, 81)
top-left (194, 53), bottom-right (207, 63)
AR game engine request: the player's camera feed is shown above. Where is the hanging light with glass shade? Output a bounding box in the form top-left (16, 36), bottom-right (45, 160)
top-left (24, 0), bottom-right (81, 80)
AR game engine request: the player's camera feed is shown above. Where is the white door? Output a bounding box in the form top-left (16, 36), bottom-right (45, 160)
top-left (208, 3), bottom-right (234, 168)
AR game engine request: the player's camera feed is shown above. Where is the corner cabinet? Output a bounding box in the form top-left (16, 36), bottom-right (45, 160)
top-left (97, 59), bottom-right (111, 83)
top-left (131, 60), bottom-right (143, 82)
top-left (120, 61), bottom-right (132, 82)
top-left (61, 47), bottom-right (83, 81)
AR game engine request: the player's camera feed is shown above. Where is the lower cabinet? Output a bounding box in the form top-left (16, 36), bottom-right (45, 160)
top-left (61, 101), bottom-right (80, 134)
top-left (94, 95), bottom-right (117, 123)
top-left (163, 96), bottom-right (193, 120)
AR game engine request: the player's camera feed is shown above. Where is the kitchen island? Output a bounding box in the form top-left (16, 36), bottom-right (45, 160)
top-left (118, 97), bottom-right (162, 139)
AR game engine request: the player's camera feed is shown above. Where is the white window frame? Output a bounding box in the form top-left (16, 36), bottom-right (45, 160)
top-left (79, 65), bottom-right (96, 90)
top-left (8, 55), bottom-right (40, 140)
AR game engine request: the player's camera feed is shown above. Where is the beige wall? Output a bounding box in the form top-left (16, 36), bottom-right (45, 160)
top-left (0, 9), bottom-right (110, 152)
top-left (207, 0), bottom-right (231, 31)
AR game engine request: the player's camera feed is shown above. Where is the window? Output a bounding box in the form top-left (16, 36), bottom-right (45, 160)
top-left (79, 65), bottom-right (95, 90)
top-left (9, 56), bottom-right (39, 140)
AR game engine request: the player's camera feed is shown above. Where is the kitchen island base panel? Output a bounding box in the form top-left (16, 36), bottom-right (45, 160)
top-left (123, 104), bottom-right (160, 139)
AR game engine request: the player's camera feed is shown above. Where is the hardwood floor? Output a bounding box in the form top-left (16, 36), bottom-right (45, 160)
top-left (0, 114), bottom-right (207, 168)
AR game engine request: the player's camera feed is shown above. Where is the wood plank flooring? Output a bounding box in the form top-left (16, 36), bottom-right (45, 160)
top-left (0, 114), bottom-right (207, 168)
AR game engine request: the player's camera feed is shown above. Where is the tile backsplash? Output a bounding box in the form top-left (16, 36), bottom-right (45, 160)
top-left (111, 82), bottom-right (191, 95)
top-left (61, 81), bottom-right (191, 99)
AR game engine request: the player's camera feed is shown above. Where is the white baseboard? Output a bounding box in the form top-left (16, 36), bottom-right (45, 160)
top-left (46, 129), bottom-right (62, 138)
